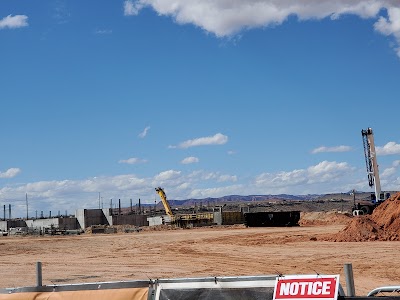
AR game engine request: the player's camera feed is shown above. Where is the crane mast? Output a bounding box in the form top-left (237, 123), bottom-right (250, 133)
top-left (155, 187), bottom-right (174, 218)
top-left (361, 128), bottom-right (383, 203)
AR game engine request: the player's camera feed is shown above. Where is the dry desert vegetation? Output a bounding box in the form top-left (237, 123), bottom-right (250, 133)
top-left (1, 193), bottom-right (400, 296)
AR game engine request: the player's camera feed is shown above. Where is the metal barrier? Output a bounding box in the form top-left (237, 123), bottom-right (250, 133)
top-left (2, 262), bottom-right (399, 300)
top-left (367, 286), bottom-right (400, 297)
top-left (0, 281), bottom-right (151, 300)
top-left (154, 275), bottom-right (279, 300)
top-left (0, 274), bottom-right (346, 300)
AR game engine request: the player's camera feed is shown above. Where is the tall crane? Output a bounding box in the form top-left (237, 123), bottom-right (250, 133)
top-left (155, 187), bottom-right (174, 218)
top-left (361, 128), bottom-right (385, 203)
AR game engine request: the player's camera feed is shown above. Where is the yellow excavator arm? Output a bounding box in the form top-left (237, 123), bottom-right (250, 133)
top-left (155, 187), bottom-right (174, 217)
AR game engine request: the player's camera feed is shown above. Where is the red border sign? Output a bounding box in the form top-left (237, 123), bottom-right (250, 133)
top-left (273, 275), bottom-right (340, 300)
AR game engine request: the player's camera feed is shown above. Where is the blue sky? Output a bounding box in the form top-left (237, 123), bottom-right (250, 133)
top-left (1, 0), bottom-right (400, 217)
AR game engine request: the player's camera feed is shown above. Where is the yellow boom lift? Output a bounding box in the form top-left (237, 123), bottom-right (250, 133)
top-left (155, 187), bottom-right (214, 227)
top-left (155, 187), bottom-right (174, 218)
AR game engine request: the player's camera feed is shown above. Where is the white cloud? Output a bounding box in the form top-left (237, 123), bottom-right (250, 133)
top-left (307, 160), bottom-right (351, 183)
top-left (0, 158), bottom-right (369, 217)
top-left (181, 156), bottom-right (199, 164)
top-left (374, 7), bottom-right (400, 35)
top-left (154, 170), bottom-right (181, 181)
top-left (95, 29), bottom-right (112, 35)
top-left (374, 7), bottom-right (400, 57)
top-left (381, 159), bottom-right (400, 178)
top-left (118, 157), bottom-right (147, 164)
top-left (188, 185), bottom-right (243, 199)
top-left (381, 166), bottom-right (397, 177)
top-left (0, 15), bottom-right (28, 29)
top-left (125, 0), bottom-right (400, 57)
top-left (376, 141), bottom-right (400, 155)
top-left (311, 145), bottom-right (352, 154)
top-left (255, 169), bottom-right (307, 188)
top-left (0, 168), bottom-right (21, 178)
top-left (255, 160), bottom-right (353, 189)
top-left (217, 174), bottom-right (237, 183)
top-left (170, 133), bottom-right (228, 149)
top-left (124, 0), bottom-right (144, 16)
top-left (138, 126), bottom-right (150, 138)
top-left (0, 175), bottom-right (149, 214)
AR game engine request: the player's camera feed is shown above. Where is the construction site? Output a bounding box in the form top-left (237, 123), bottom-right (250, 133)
top-left (1, 128), bottom-right (400, 300)
top-left (0, 185), bottom-right (304, 236)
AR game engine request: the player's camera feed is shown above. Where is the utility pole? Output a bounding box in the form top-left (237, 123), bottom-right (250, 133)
top-left (26, 193), bottom-right (29, 219)
top-left (351, 189), bottom-right (356, 209)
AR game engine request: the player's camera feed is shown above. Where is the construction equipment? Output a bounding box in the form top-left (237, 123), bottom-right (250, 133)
top-left (155, 187), bottom-right (174, 218)
top-left (356, 128), bottom-right (390, 214)
top-left (154, 187), bottom-right (216, 227)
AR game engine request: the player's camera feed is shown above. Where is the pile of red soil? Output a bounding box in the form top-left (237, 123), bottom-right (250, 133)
top-left (326, 192), bottom-right (400, 242)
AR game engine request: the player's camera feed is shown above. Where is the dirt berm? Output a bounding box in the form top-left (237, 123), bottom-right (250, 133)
top-left (325, 192), bottom-right (400, 242)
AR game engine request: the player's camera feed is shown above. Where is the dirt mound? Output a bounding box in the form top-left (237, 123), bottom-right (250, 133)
top-left (326, 192), bottom-right (400, 242)
top-left (370, 193), bottom-right (400, 232)
top-left (299, 211), bottom-right (352, 226)
top-left (327, 216), bottom-right (385, 242)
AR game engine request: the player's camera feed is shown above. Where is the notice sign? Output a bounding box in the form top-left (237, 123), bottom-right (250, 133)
top-left (273, 275), bottom-right (340, 300)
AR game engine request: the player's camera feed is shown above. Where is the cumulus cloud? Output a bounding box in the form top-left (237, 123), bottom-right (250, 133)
top-left (381, 166), bottom-right (397, 177)
top-left (255, 160), bottom-right (353, 188)
top-left (170, 133), bottom-right (228, 149)
top-left (307, 160), bottom-right (351, 183)
top-left (154, 170), bottom-right (181, 181)
top-left (188, 185), bottom-right (243, 199)
top-left (138, 126), bottom-right (150, 138)
top-left (0, 15), bottom-right (28, 29)
top-left (376, 141), bottom-right (400, 155)
top-left (181, 156), bottom-right (199, 164)
top-left (124, 0), bottom-right (400, 57)
top-left (217, 174), bottom-right (238, 183)
top-left (0, 159), bottom-right (364, 217)
top-left (0, 174), bottom-right (149, 217)
top-left (124, 0), bottom-right (144, 16)
top-left (381, 160), bottom-right (400, 178)
top-left (0, 168), bottom-right (21, 178)
top-left (118, 157), bottom-right (147, 164)
top-left (374, 6), bottom-right (400, 56)
top-left (312, 145), bottom-right (352, 154)
top-left (255, 169), bottom-right (307, 188)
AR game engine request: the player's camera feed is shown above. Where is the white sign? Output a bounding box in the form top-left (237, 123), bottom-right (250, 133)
top-left (273, 275), bottom-right (340, 300)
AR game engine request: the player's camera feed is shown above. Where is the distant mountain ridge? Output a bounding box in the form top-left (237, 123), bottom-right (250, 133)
top-left (164, 191), bottom-right (398, 207)
top-left (166, 193), bottom-right (322, 207)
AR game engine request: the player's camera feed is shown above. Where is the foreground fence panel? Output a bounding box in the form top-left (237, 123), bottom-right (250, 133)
top-left (0, 281), bottom-right (151, 300)
top-left (0, 288), bottom-right (149, 300)
top-left (154, 275), bottom-right (289, 300)
top-left (0, 287), bottom-right (149, 300)
top-left (3, 271), bottom-right (400, 300)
